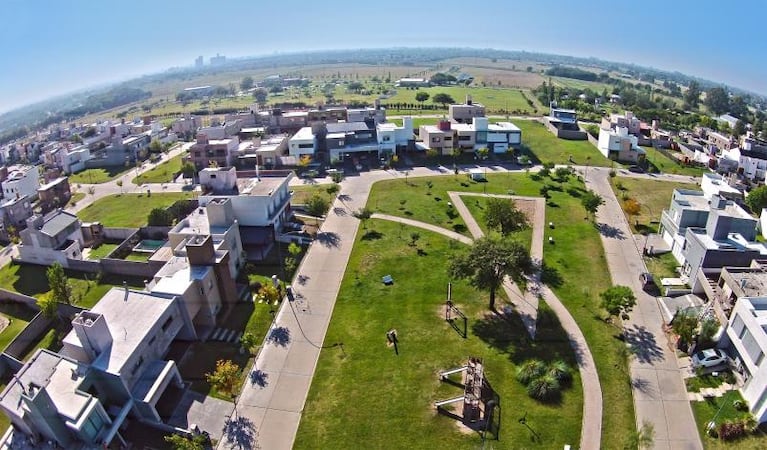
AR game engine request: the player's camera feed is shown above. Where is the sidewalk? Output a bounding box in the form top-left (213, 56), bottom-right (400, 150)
top-left (586, 167), bottom-right (702, 450)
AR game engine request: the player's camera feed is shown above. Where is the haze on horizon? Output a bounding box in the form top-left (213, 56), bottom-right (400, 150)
top-left (1, 0), bottom-right (766, 114)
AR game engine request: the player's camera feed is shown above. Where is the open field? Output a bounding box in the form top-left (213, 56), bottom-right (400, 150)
top-left (385, 86), bottom-right (538, 114)
top-left (133, 152), bottom-right (186, 184)
top-left (643, 146), bottom-right (707, 177)
top-left (361, 172), bottom-right (634, 447)
top-left (611, 176), bottom-right (694, 234)
top-left (296, 219), bottom-right (583, 448)
top-left (77, 192), bottom-right (195, 227)
top-left (515, 120), bottom-right (612, 166)
top-left (69, 166), bottom-right (131, 184)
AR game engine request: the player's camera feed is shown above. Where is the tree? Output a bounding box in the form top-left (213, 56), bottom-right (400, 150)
top-left (305, 194), bottom-right (330, 217)
top-left (164, 433), bottom-right (207, 450)
top-left (37, 293), bottom-right (58, 319)
top-left (297, 154), bottom-right (312, 167)
top-left (409, 231), bottom-right (421, 247)
top-left (415, 91), bottom-right (429, 105)
top-left (623, 198), bottom-right (642, 225)
top-left (181, 162), bottom-right (196, 179)
top-left (705, 87), bottom-right (730, 116)
top-left (347, 81), bottom-right (364, 93)
top-left (624, 421), bottom-right (655, 450)
top-left (484, 198), bottom-right (529, 235)
top-left (581, 190), bottom-right (604, 220)
top-left (240, 332), bottom-right (259, 355)
top-left (432, 93), bottom-right (455, 107)
top-left (352, 207), bottom-right (372, 229)
top-left (253, 87), bottom-right (268, 105)
top-left (205, 359), bottom-right (240, 397)
top-left (684, 81), bottom-right (701, 109)
top-left (671, 310), bottom-right (698, 351)
top-left (240, 76), bottom-right (254, 91)
top-left (599, 285), bottom-right (636, 325)
top-left (554, 167), bottom-right (571, 181)
top-left (448, 236), bottom-right (533, 310)
top-left (733, 120), bottom-right (746, 138)
top-left (46, 263), bottom-right (72, 305)
top-left (745, 185), bottom-right (767, 213)
top-left (147, 207), bottom-right (173, 226)
top-left (258, 284), bottom-right (280, 304)
top-left (149, 139), bottom-right (163, 154)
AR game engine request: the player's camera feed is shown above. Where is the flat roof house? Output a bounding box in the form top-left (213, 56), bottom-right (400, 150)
top-left (597, 126), bottom-right (646, 163)
top-left (1, 165), bottom-right (40, 202)
top-left (449, 96), bottom-right (486, 124)
top-left (17, 210), bottom-right (84, 266)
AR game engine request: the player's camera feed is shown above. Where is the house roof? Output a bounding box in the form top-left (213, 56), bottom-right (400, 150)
top-left (326, 122), bottom-right (371, 133)
top-left (39, 211), bottom-right (79, 237)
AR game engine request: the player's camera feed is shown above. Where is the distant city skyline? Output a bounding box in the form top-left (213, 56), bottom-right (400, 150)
top-left (1, 0), bottom-right (766, 113)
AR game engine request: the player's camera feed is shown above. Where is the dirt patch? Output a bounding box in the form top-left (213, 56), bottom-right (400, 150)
top-left (511, 198), bottom-right (538, 224)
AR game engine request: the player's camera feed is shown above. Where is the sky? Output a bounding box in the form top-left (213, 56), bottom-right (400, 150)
top-left (1, 0), bottom-right (766, 113)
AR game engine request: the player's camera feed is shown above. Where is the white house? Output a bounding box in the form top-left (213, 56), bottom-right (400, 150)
top-left (722, 296), bottom-right (767, 423)
top-left (17, 210), bottom-right (84, 266)
top-left (376, 117), bottom-right (413, 154)
top-left (720, 147), bottom-right (767, 182)
top-left (288, 127), bottom-right (316, 157)
top-left (700, 173), bottom-right (741, 201)
top-left (2, 165), bottom-right (40, 200)
top-left (597, 126), bottom-right (645, 163)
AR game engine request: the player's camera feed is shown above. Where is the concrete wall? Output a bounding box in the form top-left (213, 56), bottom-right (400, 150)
top-left (101, 258), bottom-right (163, 278)
top-left (0, 288), bottom-right (39, 308)
top-left (102, 228), bottom-right (138, 241)
top-left (3, 312), bottom-right (52, 360)
top-left (544, 120), bottom-right (587, 140)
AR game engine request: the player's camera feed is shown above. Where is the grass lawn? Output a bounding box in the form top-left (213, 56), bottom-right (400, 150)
top-left (77, 192), bottom-right (195, 227)
top-left (685, 372), bottom-right (735, 393)
top-left (645, 252), bottom-right (681, 281)
top-left (296, 220), bottom-right (583, 449)
top-left (17, 322), bottom-right (70, 361)
top-left (290, 184), bottom-right (338, 205)
top-left (69, 166), bottom-right (130, 184)
top-left (643, 146), bottom-right (708, 177)
top-left (132, 152), bottom-right (186, 184)
top-left (514, 120), bottom-right (612, 167)
top-left (611, 176), bottom-right (694, 234)
top-left (178, 300), bottom-right (275, 401)
top-left (69, 192), bottom-right (86, 206)
top-left (0, 262), bottom-right (147, 309)
top-left (0, 302), bottom-right (36, 352)
top-left (691, 391), bottom-right (767, 449)
top-left (86, 242), bottom-right (119, 260)
top-left (461, 195), bottom-right (534, 248)
top-left (385, 86), bottom-right (536, 114)
top-left (365, 172), bottom-right (635, 448)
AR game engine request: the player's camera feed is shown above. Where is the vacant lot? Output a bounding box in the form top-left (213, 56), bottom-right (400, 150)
top-left (611, 176), bottom-right (695, 234)
top-left (77, 192), bottom-right (195, 227)
top-left (515, 120), bottom-right (611, 167)
top-left (69, 166), bottom-right (131, 184)
top-left (133, 152), bottom-right (186, 184)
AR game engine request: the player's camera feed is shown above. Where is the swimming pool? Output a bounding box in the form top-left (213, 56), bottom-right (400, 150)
top-left (132, 239), bottom-right (166, 253)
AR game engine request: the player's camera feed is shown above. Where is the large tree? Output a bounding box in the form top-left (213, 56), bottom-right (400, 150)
top-left (46, 262), bottom-right (72, 305)
top-left (415, 91), bottom-right (429, 105)
top-left (240, 76), bottom-right (254, 91)
top-left (484, 198), bottom-right (529, 235)
top-left (147, 207), bottom-right (173, 226)
top-left (705, 87), bottom-right (730, 116)
top-left (449, 236), bottom-right (533, 310)
top-left (252, 88), bottom-right (268, 105)
top-left (432, 93), bottom-right (455, 107)
top-left (683, 81), bottom-right (701, 109)
top-left (746, 185), bottom-right (767, 213)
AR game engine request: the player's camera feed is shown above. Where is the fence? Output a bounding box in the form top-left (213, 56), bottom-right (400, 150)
top-left (3, 312), bottom-right (52, 360)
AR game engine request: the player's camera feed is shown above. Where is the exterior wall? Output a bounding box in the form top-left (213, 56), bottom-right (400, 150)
top-left (3, 313), bottom-right (53, 360)
top-left (2, 169), bottom-right (40, 200)
top-left (449, 104), bottom-right (485, 123)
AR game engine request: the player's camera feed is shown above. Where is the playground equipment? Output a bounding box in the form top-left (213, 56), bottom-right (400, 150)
top-left (445, 283), bottom-right (467, 338)
top-left (435, 357), bottom-right (487, 423)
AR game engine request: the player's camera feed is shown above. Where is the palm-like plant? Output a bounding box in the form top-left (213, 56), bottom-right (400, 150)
top-left (516, 359), bottom-right (546, 385)
top-left (547, 359), bottom-right (572, 385)
top-left (526, 373), bottom-right (561, 401)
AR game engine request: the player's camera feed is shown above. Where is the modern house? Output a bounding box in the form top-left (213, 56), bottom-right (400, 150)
top-left (287, 126), bottom-right (315, 157)
top-left (545, 105), bottom-right (587, 139)
top-left (419, 121), bottom-right (455, 155)
top-left (452, 118), bottom-right (521, 153)
top-left (721, 296), bottom-right (767, 423)
top-left (37, 177), bottom-right (72, 213)
top-left (324, 122), bottom-right (378, 161)
top-left (1, 165), bottom-right (40, 201)
top-left (17, 210), bottom-right (84, 266)
top-left (376, 117), bottom-right (414, 155)
top-left (198, 120), bottom-right (242, 140)
top-left (597, 126), bottom-right (646, 163)
top-left (188, 134), bottom-right (239, 170)
top-left (198, 168), bottom-right (294, 258)
top-left (347, 106), bottom-right (386, 125)
top-left (236, 134), bottom-right (289, 168)
top-left (720, 147), bottom-right (767, 182)
top-left (601, 111), bottom-right (642, 137)
top-left (659, 189), bottom-right (712, 263)
top-left (449, 96), bottom-right (486, 123)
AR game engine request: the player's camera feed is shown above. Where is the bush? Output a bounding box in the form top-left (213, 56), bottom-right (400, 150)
top-left (526, 373), bottom-right (561, 401)
top-left (733, 399), bottom-right (749, 412)
top-left (718, 420), bottom-right (748, 441)
top-left (516, 359), bottom-right (546, 385)
top-left (609, 169), bottom-right (617, 178)
top-left (546, 360), bottom-right (572, 385)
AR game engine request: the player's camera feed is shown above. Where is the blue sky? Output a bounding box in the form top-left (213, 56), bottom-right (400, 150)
top-left (1, 0), bottom-right (766, 113)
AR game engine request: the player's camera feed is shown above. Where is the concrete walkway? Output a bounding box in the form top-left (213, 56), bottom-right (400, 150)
top-left (586, 167), bottom-right (702, 450)
top-left (370, 213), bottom-right (473, 244)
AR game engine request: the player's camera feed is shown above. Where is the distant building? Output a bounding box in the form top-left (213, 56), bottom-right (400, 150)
top-left (17, 210), bottom-right (84, 266)
top-left (395, 77), bottom-right (429, 87)
top-left (194, 55), bottom-right (203, 68)
top-left (210, 53), bottom-right (226, 66)
top-left (188, 134), bottom-right (239, 170)
top-left (37, 176), bottom-right (71, 213)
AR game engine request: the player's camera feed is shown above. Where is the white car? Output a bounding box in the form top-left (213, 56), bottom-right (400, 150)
top-left (691, 348), bottom-right (729, 368)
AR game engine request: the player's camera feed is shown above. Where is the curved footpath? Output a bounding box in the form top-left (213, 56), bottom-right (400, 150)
top-left (586, 167), bottom-right (701, 450)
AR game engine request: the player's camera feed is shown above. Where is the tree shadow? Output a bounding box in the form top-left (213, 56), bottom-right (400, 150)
top-left (566, 188), bottom-right (582, 198)
top-left (333, 207), bottom-right (347, 216)
top-left (622, 324), bottom-right (664, 364)
top-left (538, 262), bottom-right (563, 288)
top-left (596, 222), bottom-right (626, 240)
top-left (452, 224), bottom-right (467, 233)
top-left (361, 230), bottom-right (383, 241)
top-left (631, 376), bottom-right (654, 395)
top-left (337, 194), bottom-right (352, 202)
top-left (267, 326), bottom-right (291, 347)
top-left (222, 415), bottom-right (258, 450)
top-left (315, 231), bottom-right (340, 248)
top-left (416, 248), bottom-right (428, 256)
top-left (297, 274), bottom-right (310, 285)
top-left (249, 369), bottom-right (269, 388)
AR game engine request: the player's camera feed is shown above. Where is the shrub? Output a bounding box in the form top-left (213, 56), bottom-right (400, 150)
top-left (718, 420), bottom-right (748, 441)
top-left (546, 360), bottom-right (572, 385)
top-left (516, 359), bottom-right (546, 385)
top-left (609, 169), bottom-right (617, 178)
top-left (526, 373), bottom-right (561, 401)
top-left (733, 399), bottom-right (749, 412)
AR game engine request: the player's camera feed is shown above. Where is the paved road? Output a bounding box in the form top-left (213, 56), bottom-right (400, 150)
top-left (586, 167), bottom-right (702, 450)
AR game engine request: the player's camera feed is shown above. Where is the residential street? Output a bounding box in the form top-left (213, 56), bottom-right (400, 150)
top-left (586, 167), bottom-right (702, 450)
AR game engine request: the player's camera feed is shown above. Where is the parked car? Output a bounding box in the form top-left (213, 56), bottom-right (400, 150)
top-left (691, 348), bottom-right (729, 368)
top-left (628, 165), bottom-right (645, 173)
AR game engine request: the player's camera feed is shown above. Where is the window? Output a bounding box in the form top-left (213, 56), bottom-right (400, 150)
top-left (756, 351), bottom-right (764, 367)
top-left (298, 143), bottom-right (313, 149)
top-left (382, 136), bottom-right (390, 142)
top-left (210, 174), bottom-right (217, 179)
top-left (161, 316), bottom-right (173, 332)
